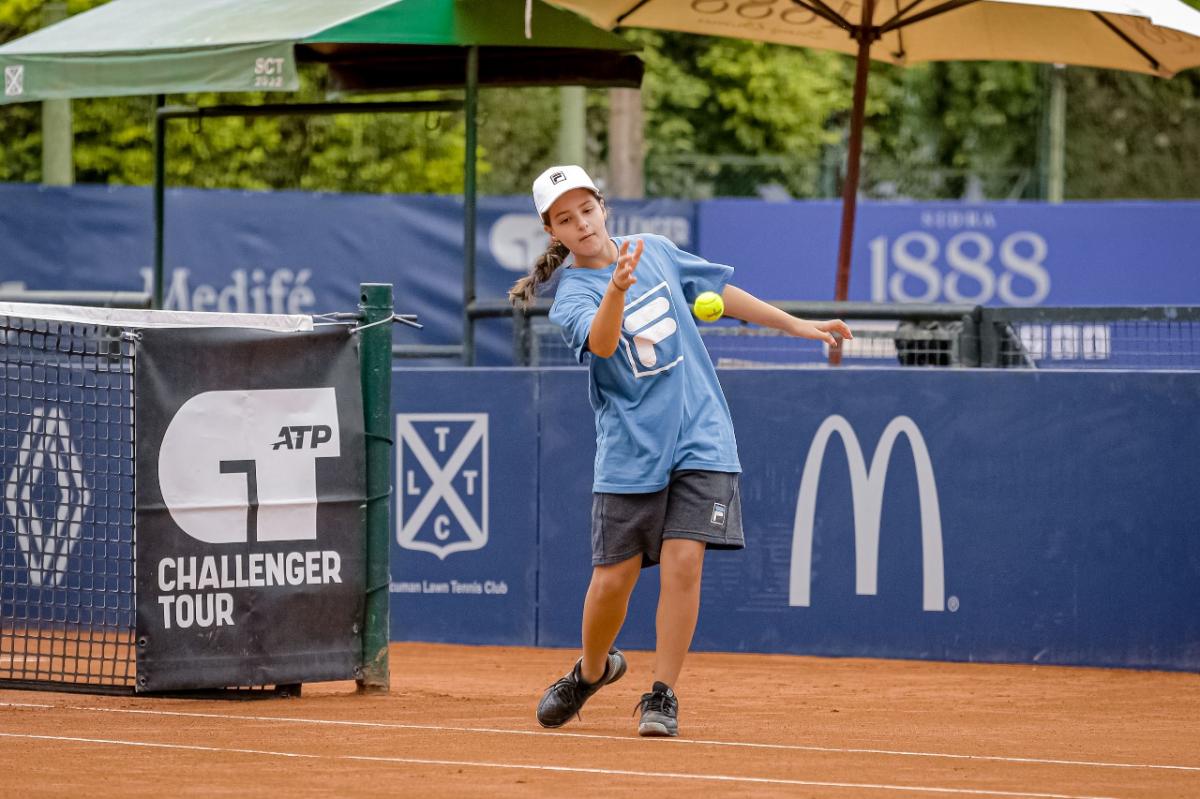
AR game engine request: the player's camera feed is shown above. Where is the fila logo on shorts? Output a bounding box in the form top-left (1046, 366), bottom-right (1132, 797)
top-left (158, 388), bottom-right (341, 545)
top-left (620, 281), bottom-right (683, 378)
top-left (711, 503), bottom-right (727, 526)
top-left (789, 415), bottom-right (946, 612)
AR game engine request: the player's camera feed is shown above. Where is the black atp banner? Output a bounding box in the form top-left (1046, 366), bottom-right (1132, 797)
top-left (135, 326), bottom-right (365, 691)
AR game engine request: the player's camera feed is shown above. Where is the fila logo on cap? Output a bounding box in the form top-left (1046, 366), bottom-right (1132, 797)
top-left (550, 171), bottom-right (566, 184)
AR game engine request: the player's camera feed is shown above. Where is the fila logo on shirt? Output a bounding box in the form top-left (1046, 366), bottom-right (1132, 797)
top-left (620, 281), bottom-right (683, 378)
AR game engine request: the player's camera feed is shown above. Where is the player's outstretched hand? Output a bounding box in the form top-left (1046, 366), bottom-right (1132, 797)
top-left (799, 318), bottom-right (853, 347)
top-left (612, 239), bottom-right (642, 292)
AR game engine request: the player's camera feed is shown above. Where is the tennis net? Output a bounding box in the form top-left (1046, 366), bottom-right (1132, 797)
top-left (1, 311), bottom-right (136, 691)
top-left (0, 300), bottom-right (383, 695)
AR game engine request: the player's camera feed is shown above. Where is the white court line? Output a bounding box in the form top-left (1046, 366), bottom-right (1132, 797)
top-left (347, 755), bottom-right (1121, 798)
top-left (42, 705), bottom-right (1200, 774)
top-left (0, 730), bottom-right (1120, 799)
top-left (0, 731), bottom-right (318, 759)
top-left (0, 702), bottom-right (53, 708)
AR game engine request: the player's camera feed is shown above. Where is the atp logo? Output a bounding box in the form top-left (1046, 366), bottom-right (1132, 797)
top-left (3, 406), bottom-right (91, 587)
top-left (789, 415), bottom-right (947, 612)
top-left (620, 281), bottom-right (683, 378)
top-left (157, 388), bottom-right (341, 545)
top-left (396, 414), bottom-right (488, 559)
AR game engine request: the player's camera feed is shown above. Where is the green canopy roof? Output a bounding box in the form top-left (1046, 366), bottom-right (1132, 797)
top-left (0, 0), bottom-right (642, 104)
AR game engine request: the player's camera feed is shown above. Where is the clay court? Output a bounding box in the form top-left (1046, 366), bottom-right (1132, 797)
top-left (2, 642), bottom-right (1198, 798)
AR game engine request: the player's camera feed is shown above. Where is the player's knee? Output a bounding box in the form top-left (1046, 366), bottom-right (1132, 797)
top-left (589, 564), bottom-right (635, 598)
top-left (661, 546), bottom-right (703, 589)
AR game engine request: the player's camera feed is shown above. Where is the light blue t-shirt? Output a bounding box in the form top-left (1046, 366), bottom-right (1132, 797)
top-left (549, 234), bottom-right (741, 494)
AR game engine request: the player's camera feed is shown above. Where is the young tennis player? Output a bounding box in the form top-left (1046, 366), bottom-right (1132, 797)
top-left (511, 165), bottom-right (852, 737)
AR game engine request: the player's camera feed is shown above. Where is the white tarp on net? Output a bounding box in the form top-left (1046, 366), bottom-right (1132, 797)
top-left (0, 302), bottom-right (314, 331)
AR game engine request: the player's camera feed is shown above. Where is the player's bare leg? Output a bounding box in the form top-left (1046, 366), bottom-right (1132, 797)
top-left (579, 554), bottom-right (641, 683)
top-left (652, 538), bottom-right (706, 688)
top-left (537, 556), bottom-right (638, 728)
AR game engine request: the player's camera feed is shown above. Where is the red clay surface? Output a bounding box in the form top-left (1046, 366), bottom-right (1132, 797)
top-left (2, 642), bottom-right (1198, 798)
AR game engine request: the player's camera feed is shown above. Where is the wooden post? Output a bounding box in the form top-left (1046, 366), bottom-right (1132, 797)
top-left (608, 88), bottom-right (644, 198)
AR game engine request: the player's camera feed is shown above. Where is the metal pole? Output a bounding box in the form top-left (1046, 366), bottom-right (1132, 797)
top-left (833, 1), bottom-right (876, 304)
top-left (357, 283), bottom-right (393, 694)
top-left (152, 95), bottom-right (166, 309)
top-left (1047, 64), bottom-right (1066, 204)
top-left (463, 46), bottom-right (479, 366)
top-left (558, 86), bottom-right (586, 165)
top-left (40, 2), bottom-right (73, 187)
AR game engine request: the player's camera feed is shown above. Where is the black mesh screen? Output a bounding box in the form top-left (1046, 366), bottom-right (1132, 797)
top-left (1, 314), bottom-right (136, 692)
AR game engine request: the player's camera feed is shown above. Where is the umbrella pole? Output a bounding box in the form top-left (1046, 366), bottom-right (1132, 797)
top-left (834, 4), bottom-right (876, 305)
top-left (463, 45), bottom-right (479, 366)
top-left (153, 94), bottom-right (166, 310)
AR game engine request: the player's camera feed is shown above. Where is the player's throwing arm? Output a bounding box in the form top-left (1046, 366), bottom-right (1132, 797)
top-left (588, 239), bottom-right (643, 358)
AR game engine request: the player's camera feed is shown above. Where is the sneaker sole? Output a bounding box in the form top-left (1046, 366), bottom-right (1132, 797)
top-left (606, 650), bottom-right (627, 685)
top-left (638, 721), bottom-right (677, 737)
top-left (535, 650), bottom-right (628, 729)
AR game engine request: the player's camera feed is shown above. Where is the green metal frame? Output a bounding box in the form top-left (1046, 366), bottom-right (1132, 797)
top-left (356, 283), bottom-right (394, 693)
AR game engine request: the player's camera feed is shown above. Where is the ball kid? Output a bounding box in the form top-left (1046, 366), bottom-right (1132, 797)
top-left (509, 165), bottom-right (852, 737)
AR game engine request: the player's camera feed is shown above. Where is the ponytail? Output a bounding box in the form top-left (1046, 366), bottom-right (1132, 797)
top-left (508, 236), bottom-right (570, 308)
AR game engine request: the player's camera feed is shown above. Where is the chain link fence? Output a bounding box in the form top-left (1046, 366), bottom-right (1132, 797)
top-left (478, 302), bottom-right (1200, 371)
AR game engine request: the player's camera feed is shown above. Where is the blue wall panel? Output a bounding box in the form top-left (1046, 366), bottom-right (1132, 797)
top-left (394, 366), bottom-right (1200, 671)
top-left (703, 369), bottom-right (1200, 668)
top-left (389, 369), bottom-right (539, 645)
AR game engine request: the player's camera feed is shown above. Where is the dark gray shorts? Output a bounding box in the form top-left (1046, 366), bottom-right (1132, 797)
top-left (591, 470), bottom-right (744, 568)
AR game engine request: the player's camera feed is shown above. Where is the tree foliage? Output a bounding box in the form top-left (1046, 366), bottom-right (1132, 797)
top-left (1063, 68), bottom-right (1200, 198)
top-left (1, 0), bottom-right (1198, 199)
top-left (0, 0), bottom-right (467, 193)
top-left (620, 29), bottom-right (852, 197)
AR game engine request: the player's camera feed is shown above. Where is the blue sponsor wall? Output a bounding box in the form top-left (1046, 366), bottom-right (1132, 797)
top-left (698, 200), bottom-right (1200, 305)
top-left (2, 184), bottom-right (1198, 365)
top-left (393, 367), bottom-right (1200, 672)
top-left (389, 369), bottom-right (539, 645)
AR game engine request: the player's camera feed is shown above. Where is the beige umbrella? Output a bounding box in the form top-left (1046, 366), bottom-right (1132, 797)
top-left (536, 0), bottom-right (1200, 300)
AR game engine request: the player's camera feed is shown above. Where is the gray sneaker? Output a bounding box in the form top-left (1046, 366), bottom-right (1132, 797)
top-left (636, 681), bottom-right (679, 737)
top-left (536, 649), bottom-right (627, 728)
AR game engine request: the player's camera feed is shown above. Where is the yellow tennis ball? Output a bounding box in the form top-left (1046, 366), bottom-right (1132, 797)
top-left (692, 291), bottom-right (724, 323)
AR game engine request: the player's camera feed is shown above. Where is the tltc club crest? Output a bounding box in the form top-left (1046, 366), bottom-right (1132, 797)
top-left (396, 414), bottom-right (488, 559)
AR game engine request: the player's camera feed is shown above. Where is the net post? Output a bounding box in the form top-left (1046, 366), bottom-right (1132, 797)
top-left (357, 283), bottom-right (392, 693)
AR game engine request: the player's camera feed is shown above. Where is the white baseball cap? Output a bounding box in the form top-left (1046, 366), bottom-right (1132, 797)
top-left (532, 165), bottom-right (599, 217)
